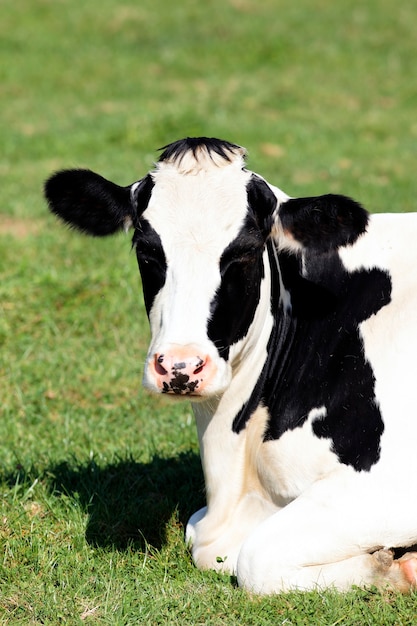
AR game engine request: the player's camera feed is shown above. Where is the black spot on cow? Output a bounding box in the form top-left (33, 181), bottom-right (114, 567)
top-left (233, 247), bottom-right (392, 473)
top-left (162, 368), bottom-right (200, 395)
top-left (133, 219), bottom-right (167, 316)
top-left (169, 370), bottom-right (191, 395)
top-left (207, 175), bottom-right (277, 359)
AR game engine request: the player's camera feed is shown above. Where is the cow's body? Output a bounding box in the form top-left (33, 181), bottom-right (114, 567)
top-left (45, 137), bottom-right (417, 593)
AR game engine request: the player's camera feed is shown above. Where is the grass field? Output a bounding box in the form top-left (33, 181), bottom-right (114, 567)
top-left (2, 0), bottom-right (417, 623)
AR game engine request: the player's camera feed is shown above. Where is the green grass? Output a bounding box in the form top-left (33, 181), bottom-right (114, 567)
top-left (1, 0), bottom-right (417, 622)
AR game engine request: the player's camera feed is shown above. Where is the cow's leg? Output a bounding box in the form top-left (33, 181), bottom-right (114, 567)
top-left (236, 476), bottom-right (417, 593)
top-left (238, 547), bottom-right (417, 594)
top-left (186, 494), bottom-right (279, 573)
top-left (185, 507), bottom-right (207, 547)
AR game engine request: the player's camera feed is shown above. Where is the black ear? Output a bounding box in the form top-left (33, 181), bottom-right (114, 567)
top-left (279, 194), bottom-right (368, 252)
top-left (247, 175), bottom-right (277, 235)
top-left (44, 169), bottom-right (152, 236)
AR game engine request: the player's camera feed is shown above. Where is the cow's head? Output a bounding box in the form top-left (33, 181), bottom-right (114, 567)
top-left (45, 137), bottom-right (368, 399)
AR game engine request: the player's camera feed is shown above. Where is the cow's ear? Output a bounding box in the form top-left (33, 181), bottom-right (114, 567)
top-left (247, 175), bottom-right (278, 235)
top-left (279, 194), bottom-right (368, 252)
top-left (44, 170), bottom-right (153, 236)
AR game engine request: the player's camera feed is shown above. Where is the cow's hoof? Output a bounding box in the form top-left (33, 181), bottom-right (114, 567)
top-left (373, 549), bottom-right (417, 592)
top-left (373, 548), bottom-right (394, 568)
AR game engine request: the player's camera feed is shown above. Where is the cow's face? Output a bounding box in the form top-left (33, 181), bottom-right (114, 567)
top-left (132, 144), bottom-right (278, 398)
top-left (45, 137), bottom-right (368, 400)
top-left (44, 139), bottom-right (279, 398)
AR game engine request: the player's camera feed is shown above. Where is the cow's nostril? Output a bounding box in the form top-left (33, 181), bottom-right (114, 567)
top-left (193, 357), bottom-right (205, 375)
top-left (154, 355), bottom-right (168, 376)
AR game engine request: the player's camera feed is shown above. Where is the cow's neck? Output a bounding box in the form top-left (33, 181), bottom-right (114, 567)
top-left (191, 241), bottom-right (285, 516)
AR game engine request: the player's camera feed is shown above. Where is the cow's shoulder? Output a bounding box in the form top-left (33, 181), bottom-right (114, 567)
top-left (232, 236), bottom-right (391, 475)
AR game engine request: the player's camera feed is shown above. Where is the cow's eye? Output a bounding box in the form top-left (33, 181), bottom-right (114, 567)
top-left (224, 254), bottom-right (252, 271)
top-left (221, 247), bottom-right (261, 275)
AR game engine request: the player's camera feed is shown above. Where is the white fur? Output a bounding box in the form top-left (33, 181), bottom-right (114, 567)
top-left (142, 155), bottom-right (270, 396)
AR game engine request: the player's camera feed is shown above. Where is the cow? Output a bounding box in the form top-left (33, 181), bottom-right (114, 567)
top-left (44, 137), bottom-right (417, 593)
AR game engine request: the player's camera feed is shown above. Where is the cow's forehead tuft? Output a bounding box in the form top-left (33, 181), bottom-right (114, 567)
top-left (156, 137), bottom-right (247, 175)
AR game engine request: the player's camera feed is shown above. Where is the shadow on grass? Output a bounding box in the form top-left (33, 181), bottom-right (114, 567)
top-left (3, 452), bottom-right (205, 552)
top-left (57, 452), bottom-right (204, 550)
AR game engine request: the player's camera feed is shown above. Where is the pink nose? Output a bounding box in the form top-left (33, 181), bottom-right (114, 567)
top-left (149, 347), bottom-right (214, 395)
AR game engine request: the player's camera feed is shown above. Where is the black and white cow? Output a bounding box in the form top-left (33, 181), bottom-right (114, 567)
top-left (45, 137), bottom-right (417, 593)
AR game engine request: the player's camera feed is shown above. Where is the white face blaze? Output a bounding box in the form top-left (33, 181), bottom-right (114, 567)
top-left (138, 150), bottom-right (256, 397)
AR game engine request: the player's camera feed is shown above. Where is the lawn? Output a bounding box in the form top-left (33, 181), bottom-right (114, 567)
top-left (1, 0), bottom-right (417, 623)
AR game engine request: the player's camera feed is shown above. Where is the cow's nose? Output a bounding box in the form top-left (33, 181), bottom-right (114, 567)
top-left (149, 347), bottom-right (213, 395)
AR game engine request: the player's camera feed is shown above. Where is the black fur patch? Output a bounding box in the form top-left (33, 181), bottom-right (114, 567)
top-left (233, 248), bottom-right (392, 473)
top-left (133, 219), bottom-right (167, 316)
top-left (207, 216), bottom-right (265, 360)
top-left (207, 176), bottom-right (278, 360)
top-left (280, 194), bottom-right (369, 252)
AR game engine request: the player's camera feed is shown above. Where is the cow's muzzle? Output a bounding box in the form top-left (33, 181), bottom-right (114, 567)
top-left (147, 345), bottom-right (216, 396)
